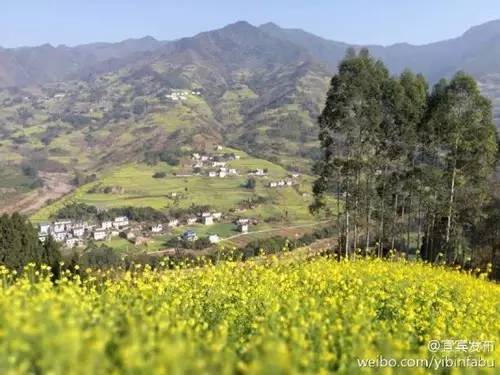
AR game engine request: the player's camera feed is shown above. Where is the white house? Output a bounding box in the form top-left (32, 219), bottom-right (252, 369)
top-left (201, 155), bottom-right (209, 161)
top-left (38, 223), bottom-right (51, 235)
top-left (229, 168), bottom-right (237, 175)
top-left (201, 212), bottom-right (212, 218)
top-left (93, 230), bottom-right (107, 241)
top-left (113, 216), bottom-right (129, 228)
top-left (72, 227), bottom-right (85, 238)
top-left (234, 155), bottom-right (241, 160)
top-left (269, 182), bottom-right (278, 188)
top-left (215, 145), bottom-right (223, 151)
top-left (151, 224), bottom-right (163, 233)
top-left (238, 224), bottom-right (249, 233)
top-left (212, 161), bottom-right (226, 168)
top-left (53, 232), bottom-right (68, 242)
top-left (208, 171), bottom-right (217, 177)
top-left (192, 153), bottom-right (201, 160)
top-left (203, 216), bottom-right (214, 226)
top-left (277, 180), bottom-right (285, 187)
top-left (186, 217), bottom-right (198, 225)
top-left (209, 234), bottom-right (221, 244)
top-left (101, 221), bottom-right (113, 230)
top-left (53, 220), bottom-right (71, 233)
top-left (254, 169), bottom-right (265, 176)
top-left (212, 212), bottom-right (222, 220)
top-left (219, 171), bottom-right (227, 178)
top-left (237, 218), bottom-right (250, 225)
top-left (286, 180), bottom-right (293, 186)
top-left (168, 219), bottom-right (179, 228)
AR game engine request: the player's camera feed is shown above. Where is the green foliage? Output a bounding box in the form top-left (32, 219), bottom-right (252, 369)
top-left (313, 50), bottom-right (499, 265)
top-left (0, 213), bottom-right (61, 271)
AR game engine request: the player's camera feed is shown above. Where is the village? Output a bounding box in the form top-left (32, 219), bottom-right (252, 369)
top-left (37, 210), bottom-right (254, 250)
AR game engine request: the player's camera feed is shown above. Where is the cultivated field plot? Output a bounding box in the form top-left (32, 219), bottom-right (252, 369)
top-left (32, 150), bottom-right (318, 225)
top-left (0, 258), bottom-right (497, 374)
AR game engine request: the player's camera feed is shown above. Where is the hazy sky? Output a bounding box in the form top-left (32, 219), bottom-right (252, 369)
top-left (2, 0), bottom-right (499, 48)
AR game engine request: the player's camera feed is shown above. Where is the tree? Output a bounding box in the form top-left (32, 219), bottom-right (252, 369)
top-left (245, 177), bottom-right (257, 189)
top-left (312, 52), bottom-right (498, 265)
top-left (0, 213), bottom-right (61, 272)
top-left (424, 72), bottom-right (497, 262)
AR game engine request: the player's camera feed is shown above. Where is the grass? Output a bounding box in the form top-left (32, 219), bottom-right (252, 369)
top-left (0, 257), bottom-right (497, 374)
top-left (32, 149), bottom-right (328, 226)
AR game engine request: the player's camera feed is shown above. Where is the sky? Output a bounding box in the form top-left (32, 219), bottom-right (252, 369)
top-left (1, 0), bottom-right (500, 48)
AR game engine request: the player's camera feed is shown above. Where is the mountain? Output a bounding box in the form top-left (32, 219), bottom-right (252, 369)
top-left (1, 20), bottom-right (500, 212)
top-left (0, 36), bottom-right (166, 87)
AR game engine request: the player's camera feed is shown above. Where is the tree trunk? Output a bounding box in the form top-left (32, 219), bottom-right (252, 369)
top-left (391, 194), bottom-right (398, 249)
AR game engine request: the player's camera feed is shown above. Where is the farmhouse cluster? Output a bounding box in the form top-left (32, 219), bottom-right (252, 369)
top-left (192, 148), bottom-right (241, 177)
top-left (165, 89), bottom-right (202, 102)
top-left (37, 209), bottom-right (254, 249)
top-left (37, 216), bottom-right (130, 248)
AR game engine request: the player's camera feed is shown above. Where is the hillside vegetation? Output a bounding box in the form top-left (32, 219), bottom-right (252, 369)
top-left (0, 257), bottom-right (497, 374)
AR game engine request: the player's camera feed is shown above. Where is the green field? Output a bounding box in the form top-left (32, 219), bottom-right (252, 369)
top-left (32, 149), bottom-right (325, 228)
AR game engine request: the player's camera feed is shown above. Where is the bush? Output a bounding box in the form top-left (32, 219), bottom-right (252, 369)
top-left (153, 172), bottom-right (167, 179)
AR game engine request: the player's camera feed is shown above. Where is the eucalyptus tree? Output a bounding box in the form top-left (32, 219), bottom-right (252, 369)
top-left (312, 49), bottom-right (389, 256)
top-left (424, 72), bottom-right (497, 261)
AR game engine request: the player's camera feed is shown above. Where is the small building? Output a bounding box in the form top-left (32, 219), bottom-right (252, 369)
top-left (208, 171), bottom-right (217, 178)
top-left (203, 216), bottom-right (214, 226)
top-left (209, 234), bottom-right (221, 244)
top-left (110, 229), bottom-right (120, 237)
top-left (286, 180), bottom-right (293, 186)
top-left (192, 153), bottom-right (201, 160)
top-left (53, 220), bottom-right (71, 233)
top-left (167, 219), bottom-right (179, 228)
top-left (228, 168), bottom-right (237, 175)
top-left (215, 145), bottom-right (223, 151)
top-left (212, 161), bottom-right (226, 168)
top-left (219, 171), bottom-right (227, 178)
top-left (93, 230), bottom-right (107, 241)
top-left (212, 212), bottom-right (222, 220)
top-left (151, 224), bottom-right (163, 233)
top-left (201, 155), bottom-right (209, 161)
top-left (201, 212), bottom-right (212, 218)
top-left (113, 216), bottom-right (129, 229)
top-left (269, 182), bottom-right (278, 188)
top-left (53, 232), bottom-right (67, 242)
top-left (291, 173), bottom-right (300, 178)
top-left (234, 155), bottom-right (241, 160)
top-left (277, 180), bottom-right (285, 187)
top-left (254, 169), bottom-right (265, 176)
top-left (238, 224), bottom-right (249, 233)
top-left (182, 230), bottom-right (198, 242)
top-left (186, 217), bottom-right (198, 225)
top-left (237, 218), bottom-right (250, 225)
top-left (72, 227), bottom-right (85, 238)
top-left (38, 223), bottom-right (51, 235)
top-left (101, 221), bottom-right (113, 230)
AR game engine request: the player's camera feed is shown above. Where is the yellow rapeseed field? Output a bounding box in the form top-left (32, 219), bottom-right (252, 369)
top-left (0, 257), bottom-right (498, 374)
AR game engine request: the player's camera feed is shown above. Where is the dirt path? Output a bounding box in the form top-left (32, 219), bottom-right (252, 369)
top-left (222, 220), bottom-right (332, 242)
top-left (0, 172), bottom-right (73, 215)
